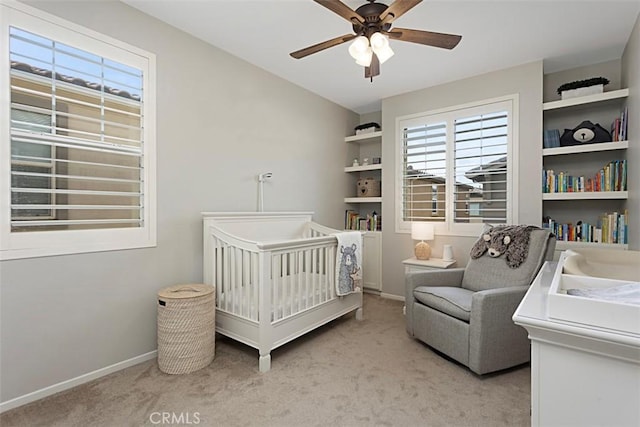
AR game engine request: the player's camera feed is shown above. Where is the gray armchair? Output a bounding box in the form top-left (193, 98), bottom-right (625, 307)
top-left (405, 228), bottom-right (555, 375)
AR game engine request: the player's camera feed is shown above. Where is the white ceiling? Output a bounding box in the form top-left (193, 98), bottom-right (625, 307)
top-left (123, 0), bottom-right (640, 114)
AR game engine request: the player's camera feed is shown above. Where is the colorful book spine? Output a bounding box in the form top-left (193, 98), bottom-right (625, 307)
top-left (542, 160), bottom-right (626, 193)
top-left (542, 210), bottom-right (627, 244)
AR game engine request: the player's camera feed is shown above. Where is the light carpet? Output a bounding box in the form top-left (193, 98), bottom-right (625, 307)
top-left (1, 295), bottom-right (530, 426)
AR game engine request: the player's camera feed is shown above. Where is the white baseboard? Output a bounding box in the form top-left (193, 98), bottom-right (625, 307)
top-left (0, 350), bottom-right (157, 414)
top-left (380, 292), bottom-right (405, 302)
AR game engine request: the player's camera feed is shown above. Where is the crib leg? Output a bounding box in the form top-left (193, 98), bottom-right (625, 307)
top-left (259, 353), bottom-right (271, 373)
top-left (355, 307), bottom-right (363, 321)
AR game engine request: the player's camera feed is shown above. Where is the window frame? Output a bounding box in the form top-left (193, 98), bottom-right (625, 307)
top-left (395, 95), bottom-right (519, 236)
top-left (0, 0), bottom-right (157, 260)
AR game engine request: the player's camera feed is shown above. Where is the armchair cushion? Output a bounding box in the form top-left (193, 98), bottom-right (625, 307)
top-left (462, 229), bottom-right (553, 291)
top-left (414, 286), bottom-right (473, 321)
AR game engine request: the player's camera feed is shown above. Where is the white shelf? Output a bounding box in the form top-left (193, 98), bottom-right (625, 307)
top-left (554, 241), bottom-right (629, 251)
top-left (543, 89), bottom-right (629, 111)
top-left (543, 191), bottom-right (628, 200)
top-left (344, 131), bottom-right (382, 144)
top-left (344, 197), bottom-right (382, 203)
top-left (543, 141), bottom-right (628, 156)
top-left (344, 229), bottom-right (382, 235)
top-left (344, 164), bottom-right (382, 173)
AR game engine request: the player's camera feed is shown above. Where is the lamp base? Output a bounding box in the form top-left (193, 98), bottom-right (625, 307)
top-left (415, 241), bottom-right (431, 260)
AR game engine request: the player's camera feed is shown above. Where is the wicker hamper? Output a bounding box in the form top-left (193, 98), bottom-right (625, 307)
top-left (157, 284), bottom-right (215, 374)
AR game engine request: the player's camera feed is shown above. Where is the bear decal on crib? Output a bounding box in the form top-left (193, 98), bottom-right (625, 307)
top-left (338, 243), bottom-right (362, 295)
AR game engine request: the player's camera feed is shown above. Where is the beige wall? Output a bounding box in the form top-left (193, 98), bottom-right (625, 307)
top-left (0, 0), bottom-right (358, 404)
top-left (380, 61), bottom-right (544, 298)
top-left (622, 13), bottom-right (640, 250)
top-left (543, 59), bottom-right (623, 103)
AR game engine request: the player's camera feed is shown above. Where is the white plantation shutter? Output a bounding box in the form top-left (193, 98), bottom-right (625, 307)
top-left (9, 27), bottom-right (144, 232)
top-left (454, 111), bottom-right (509, 223)
top-left (396, 97), bottom-right (514, 234)
top-left (1, 2), bottom-right (156, 259)
top-left (401, 121), bottom-right (447, 222)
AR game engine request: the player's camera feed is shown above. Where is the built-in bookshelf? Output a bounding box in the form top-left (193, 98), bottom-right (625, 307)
top-left (344, 128), bottom-right (383, 291)
top-left (542, 89), bottom-right (630, 249)
top-left (345, 209), bottom-right (381, 231)
top-left (344, 129), bottom-right (382, 224)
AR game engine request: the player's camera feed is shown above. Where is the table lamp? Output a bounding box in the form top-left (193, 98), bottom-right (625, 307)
top-left (411, 222), bottom-right (434, 260)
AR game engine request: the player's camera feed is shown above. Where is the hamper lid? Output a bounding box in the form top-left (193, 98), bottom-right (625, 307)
top-left (158, 284), bottom-right (214, 299)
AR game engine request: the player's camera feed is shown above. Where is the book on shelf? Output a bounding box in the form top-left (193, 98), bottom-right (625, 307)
top-left (543, 129), bottom-right (561, 148)
top-left (542, 160), bottom-right (627, 193)
top-left (611, 106), bottom-right (629, 142)
top-left (543, 210), bottom-right (628, 244)
top-left (344, 210), bottom-right (381, 231)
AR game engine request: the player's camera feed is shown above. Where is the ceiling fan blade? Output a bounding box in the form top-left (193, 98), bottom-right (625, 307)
top-left (385, 28), bottom-right (462, 50)
top-left (290, 34), bottom-right (357, 59)
top-left (379, 0), bottom-right (422, 25)
top-left (314, 0), bottom-right (364, 24)
top-left (365, 53), bottom-right (380, 81)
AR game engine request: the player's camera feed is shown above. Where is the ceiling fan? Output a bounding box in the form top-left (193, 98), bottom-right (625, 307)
top-left (290, 0), bottom-right (462, 81)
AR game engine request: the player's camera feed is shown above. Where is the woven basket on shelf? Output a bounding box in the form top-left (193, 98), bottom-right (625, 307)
top-left (157, 284), bottom-right (215, 375)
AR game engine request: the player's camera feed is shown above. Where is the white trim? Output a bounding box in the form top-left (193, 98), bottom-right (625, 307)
top-left (395, 94), bottom-right (518, 236)
top-left (380, 292), bottom-right (405, 302)
top-left (0, 350), bottom-right (157, 413)
top-left (0, 0), bottom-right (153, 59)
top-left (0, 0), bottom-right (157, 260)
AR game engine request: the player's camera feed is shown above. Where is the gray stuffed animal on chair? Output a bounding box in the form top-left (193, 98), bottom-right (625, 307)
top-left (470, 225), bottom-right (541, 268)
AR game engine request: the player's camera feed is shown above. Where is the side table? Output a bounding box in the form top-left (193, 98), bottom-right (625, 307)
top-left (402, 257), bottom-right (457, 273)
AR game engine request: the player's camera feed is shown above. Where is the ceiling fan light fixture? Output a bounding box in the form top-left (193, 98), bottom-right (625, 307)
top-left (370, 32), bottom-right (394, 64)
top-left (290, 0), bottom-right (462, 81)
top-left (349, 36), bottom-right (372, 63)
top-left (354, 46), bottom-right (373, 66)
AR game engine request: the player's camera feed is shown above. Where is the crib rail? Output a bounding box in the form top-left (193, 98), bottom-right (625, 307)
top-left (210, 233), bottom-right (261, 321)
top-left (209, 223), bottom-right (338, 323)
top-left (270, 244), bottom-right (336, 322)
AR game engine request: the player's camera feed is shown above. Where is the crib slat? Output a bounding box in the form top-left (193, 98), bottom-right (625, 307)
top-left (273, 254), bottom-right (280, 322)
top-left (214, 238), bottom-right (221, 309)
top-left (297, 250), bottom-right (303, 312)
top-left (222, 243), bottom-right (229, 312)
top-left (238, 248), bottom-right (242, 315)
top-left (289, 253), bottom-right (294, 316)
top-left (312, 249), bottom-right (317, 306)
top-left (329, 245), bottom-right (336, 299)
top-left (304, 251), bottom-right (313, 308)
top-left (242, 249), bottom-right (247, 318)
top-left (231, 247), bottom-right (237, 315)
top-left (320, 246), bottom-right (324, 302)
top-left (282, 253), bottom-right (287, 319)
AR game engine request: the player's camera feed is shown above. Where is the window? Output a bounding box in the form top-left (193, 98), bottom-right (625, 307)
top-left (396, 96), bottom-right (517, 235)
top-left (1, 2), bottom-right (156, 259)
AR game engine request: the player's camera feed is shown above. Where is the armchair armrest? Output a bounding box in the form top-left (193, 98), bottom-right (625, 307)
top-left (469, 285), bottom-right (530, 374)
top-left (470, 285), bottom-right (529, 318)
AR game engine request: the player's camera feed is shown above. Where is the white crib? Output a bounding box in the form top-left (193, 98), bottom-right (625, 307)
top-left (202, 212), bottom-right (363, 372)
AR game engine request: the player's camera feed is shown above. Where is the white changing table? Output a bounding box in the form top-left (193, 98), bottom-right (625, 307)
top-left (513, 261), bottom-right (640, 427)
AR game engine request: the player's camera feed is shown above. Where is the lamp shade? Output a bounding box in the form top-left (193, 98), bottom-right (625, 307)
top-left (370, 32), bottom-right (394, 64)
top-left (411, 222), bottom-right (434, 241)
top-left (349, 36), bottom-right (372, 66)
top-left (354, 46), bottom-right (373, 67)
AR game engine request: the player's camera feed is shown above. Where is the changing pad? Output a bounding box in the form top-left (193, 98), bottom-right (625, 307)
top-left (567, 282), bottom-right (640, 305)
